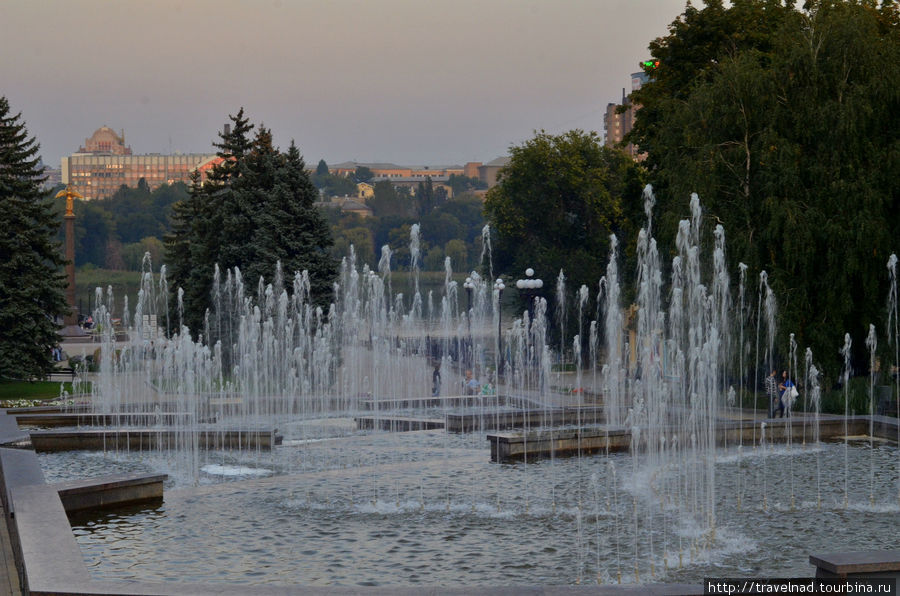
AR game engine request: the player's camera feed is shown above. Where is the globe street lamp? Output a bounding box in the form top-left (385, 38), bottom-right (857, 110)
top-left (515, 268), bottom-right (544, 322)
top-left (494, 277), bottom-right (505, 375)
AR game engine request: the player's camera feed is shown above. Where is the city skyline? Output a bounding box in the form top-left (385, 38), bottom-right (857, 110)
top-left (4, 0), bottom-right (688, 168)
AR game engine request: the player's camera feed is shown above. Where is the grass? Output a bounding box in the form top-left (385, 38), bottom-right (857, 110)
top-left (74, 267), bottom-right (144, 319)
top-left (820, 376), bottom-right (889, 416)
top-left (0, 379), bottom-right (90, 408)
top-left (740, 376), bottom-right (896, 417)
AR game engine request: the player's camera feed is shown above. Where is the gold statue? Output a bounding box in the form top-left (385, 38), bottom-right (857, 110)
top-left (55, 186), bottom-right (84, 216)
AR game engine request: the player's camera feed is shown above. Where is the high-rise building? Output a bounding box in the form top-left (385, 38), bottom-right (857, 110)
top-left (603, 71), bottom-right (649, 160)
top-left (61, 126), bottom-right (217, 200)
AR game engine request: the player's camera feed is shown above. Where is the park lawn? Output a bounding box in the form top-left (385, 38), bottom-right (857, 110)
top-left (0, 379), bottom-right (89, 406)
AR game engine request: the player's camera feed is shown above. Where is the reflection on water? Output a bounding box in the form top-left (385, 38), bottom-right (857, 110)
top-left (45, 432), bottom-right (899, 587)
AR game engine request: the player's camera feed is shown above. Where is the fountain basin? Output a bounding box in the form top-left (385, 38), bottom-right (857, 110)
top-left (488, 416), bottom-right (898, 463)
top-left (49, 435), bottom-right (898, 587)
top-left (28, 428), bottom-right (281, 452)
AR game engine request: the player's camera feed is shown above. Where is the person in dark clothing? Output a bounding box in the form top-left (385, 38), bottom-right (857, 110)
top-left (431, 363), bottom-right (441, 397)
top-left (778, 370), bottom-right (796, 417)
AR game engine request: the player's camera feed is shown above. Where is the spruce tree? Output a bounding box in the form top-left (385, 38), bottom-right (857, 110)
top-left (164, 169), bottom-right (204, 330)
top-left (255, 141), bottom-right (335, 303)
top-left (166, 108), bottom-right (254, 335)
top-left (219, 126), bottom-right (277, 281)
top-left (166, 109), bottom-right (335, 336)
top-left (0, 97), bottom-right (67, 379)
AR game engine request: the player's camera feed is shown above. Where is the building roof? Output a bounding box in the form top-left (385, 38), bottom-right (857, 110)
top-left (331, 161), bottom-right (464, 171)
top-left (330, 161), bottom-right (405, 170)
top-left (372, 176), bottom-right (450, 183)
top-left (483, 156), bottom-right (510, 167)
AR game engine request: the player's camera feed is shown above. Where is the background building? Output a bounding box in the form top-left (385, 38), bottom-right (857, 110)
top-left (603, 71), bottom-right (649, 159)
top-left (61, 126), bottom-right (217, 200)
top-left (329, 159), bottom-right (507, 196)
top-left (328, 161), bottom-right (466, 180)
top-left (476, 156), bottom-right (509, 188)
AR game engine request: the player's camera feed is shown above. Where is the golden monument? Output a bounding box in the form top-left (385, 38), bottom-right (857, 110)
top-left (55, 186), bottom-right (86, 336)
top-left (55, 186), bottom-right (83, 216)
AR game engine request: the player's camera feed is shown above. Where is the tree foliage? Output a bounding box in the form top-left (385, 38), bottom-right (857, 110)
top-left (629, 0), bottom-right (900, 375)
top-left (368, 180), bottom-right (414, 218)
top-left (51, 181), bottom-right (189, 270)
top-left (312, 166), bottom-right (357, 198)
top-left (0, 97), bottom-right (67, 379)
top-left (446, 173), bottom-right (487, 195)
top-left (166, 108), bottom-right (336, 333)
top-left (416, 177), bottom-right (439, 217)
top-left (354, 166), bottom-right (374, 183)
top-left (483, 130), bottom-right (646, 298)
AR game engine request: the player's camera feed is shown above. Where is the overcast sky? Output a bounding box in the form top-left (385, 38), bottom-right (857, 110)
top-left (4, 0), bottom-right (687, 168)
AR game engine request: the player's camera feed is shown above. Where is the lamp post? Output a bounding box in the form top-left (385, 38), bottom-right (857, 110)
top-left (463, 277), bottom-right (474, 367)
top-left (515, 267), bottom-right (544, 322)
top-left (494, 277), bottom-right (505, 375)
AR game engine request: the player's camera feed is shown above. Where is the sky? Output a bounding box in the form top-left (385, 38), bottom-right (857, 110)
top-left (4, 0), bottom-right (688, 169)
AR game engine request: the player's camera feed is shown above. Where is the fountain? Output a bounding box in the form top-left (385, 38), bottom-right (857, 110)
top-left (8, 187), bottom-right (899, 590)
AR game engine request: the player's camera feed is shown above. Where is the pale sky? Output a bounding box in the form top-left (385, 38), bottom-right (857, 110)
top-left (4, 0), bottom-right (688, 169)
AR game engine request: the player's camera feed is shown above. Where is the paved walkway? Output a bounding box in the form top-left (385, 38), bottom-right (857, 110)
top-left (0, 502), bottom-right (21, 595)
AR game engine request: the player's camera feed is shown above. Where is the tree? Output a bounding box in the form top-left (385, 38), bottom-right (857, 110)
top-left (167, 108), bottom-right (255, 332)
top-left (315, 159), bottom-right (329, 177)
top-left (437, 194), bottom-right (487, 243)
top-left (164, 169), bottom-right (204, 328)
top-left (424, 246), bottom-right (444, 271)
top-left (368, 180), bottom-right (414, 218)
top-left (250, 140), bottom-right (336, 302)
top-left (106, 181), bottom-right (188, 245)
top-left (56, 180), bottom-right (189, 269)
top-left (0, 97), bottom-right (68, 379)
top-left (166, 110), bottom-right (336, 333)
top-left (333, 227), bottom-right (375, 268)
top-left (447, 173), bottom-right (487, 195)
top-left (68, 199), bottom-right (115, 267)
top-left (421, 211), bottom-right (463, 249)
top-left (484, 130), bottom-right (645, 303)
top-left (320, 173), bottom-right (357, 198)
top-left (122, 237), bottom-right (165, 271)
top-left (354, 166), bottom-right (374, 184)
top-left (416, 177), bottom-right (437, 217)
top-left (371, 215), bottom-right (414, 256)
top-left (444, 239), bottom-right (469, 273)
top-left (386, 224), bottom-right (414, 270)
top-left (629, 0), bottom-right (900, 376)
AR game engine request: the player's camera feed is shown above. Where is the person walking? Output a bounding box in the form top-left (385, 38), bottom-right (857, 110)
top-left (464, 370), bottom-right (479, 395)
top-left (431, 363), bottom-right (441, 397)
top-left (778, 370), bottom-right (796, 417)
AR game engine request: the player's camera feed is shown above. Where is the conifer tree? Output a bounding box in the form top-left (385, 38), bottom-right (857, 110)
top-left (166, 109), bottom-right (254, 335)
top-left (164, 169), bottom-right (204, 329)
top-left (219, 126), bottom-right (277, 280)
top-left (416, 176), bottom-right (436, 217)
top-left (0, 97), bottom-right (67, 379)
top-left (166, 109), bottom-right (335, 335)
top-left (255, 141), bottom-right (335, 303)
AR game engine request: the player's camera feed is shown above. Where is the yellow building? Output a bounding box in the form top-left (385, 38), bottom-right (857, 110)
top-left (356, 182), bottom-right (375, 200)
